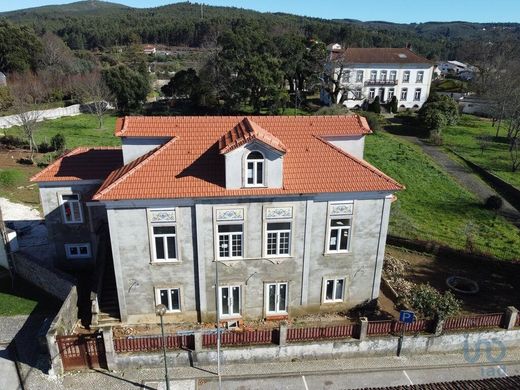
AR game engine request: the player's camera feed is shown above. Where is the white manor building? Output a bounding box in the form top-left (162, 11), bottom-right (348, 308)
top-left (322, 46), bottom-right (434, 110)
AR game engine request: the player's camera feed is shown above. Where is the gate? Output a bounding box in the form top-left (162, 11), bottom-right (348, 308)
top-left (57, 333), bottom-right (107, 371)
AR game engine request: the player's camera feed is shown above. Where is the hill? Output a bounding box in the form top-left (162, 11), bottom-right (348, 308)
top-left (0, 0), bottom-right (129, 17)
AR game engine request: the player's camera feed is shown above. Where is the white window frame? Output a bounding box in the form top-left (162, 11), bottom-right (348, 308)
top-left (353, 88), bottom-right (362, 100)
top-left (416, 71), bottom-right (424, 83)
top-left (403, 71), bottom-right (410, 83)
top-left (388, 88), bottom-right (395, 100)
top-left (245, 151), bottom-right (265, 187)
top-left (151, 224), bottom-right (178, 262)
top-left (368, 88), bottom-right (376, 99)
top-left (370, 70), bottom-right (377, 81)
top-left (322, 278), bottom-right (346, 303)
top-left (389, 70), bottom-right (397, 81)
top-left (414, 88), bottom-right (422, 101)
top-left (65, 243), bottom-right (91, 259)
top-left (155, 287), bottom-right (181, 312)
top-left (59, 193), bottom-right (83, 224)
top-left (400, 88), bottom-right (408, 101)
top-left (326, 217), bottom-right (352, 254)
top-left (355, 70), bottom-right (364, 82)
top-left (218, 285), bottom-right (241, 318)
top-left (264, 221), bottom-right (292, 257)
top-left (265, 282), bottom-right (288, 316)
top-left (341, 70), bottom-right (351, 84)
top-left (217, 223), bottom-right (243, 260)
top-left (380, 70), bottom-right (387, 81)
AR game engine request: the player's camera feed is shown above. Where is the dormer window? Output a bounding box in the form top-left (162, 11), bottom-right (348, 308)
top-left (246, 151), bottom-right (264, 186)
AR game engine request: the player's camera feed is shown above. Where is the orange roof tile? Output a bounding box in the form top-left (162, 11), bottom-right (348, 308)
top-left (219, 117), bottom-right (286, 154)
top-left (31, 147), bottom-right (123, 182)
top-left (93, 115), bottom-right (401, 201)
top-left (331, 47), bottom-right (432, 65)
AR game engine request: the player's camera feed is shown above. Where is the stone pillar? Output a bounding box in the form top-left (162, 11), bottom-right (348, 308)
top-left (194, 331), bottom-right (204, 352)
top-left (279, 321), bottom-right (288, 347)
top-left (102, 326), bottom-right (116, 371)
top-left (46, 331), bottom-right (63, 378)
top-left (433, 317), bottom-right (444, 336)
top-left (504, 306), bottom-right (518, 330)
top-left (358, 317), bottom-right (368, 341)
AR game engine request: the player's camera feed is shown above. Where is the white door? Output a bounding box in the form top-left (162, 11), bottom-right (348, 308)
top-left (219, 286), bottom-right (241, 317)
top-left (265, 282), bottom-right (288, 315)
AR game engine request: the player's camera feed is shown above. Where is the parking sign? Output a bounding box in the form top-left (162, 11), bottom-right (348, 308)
top-left (399, 310), bottom-right (415, 324)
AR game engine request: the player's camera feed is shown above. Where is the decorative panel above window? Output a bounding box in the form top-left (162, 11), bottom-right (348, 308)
top-left (329, 202), bottom-right (354, 216)
top-left (149, 209), bottom-right (176, 223)
top-left (216, 208), bottom-right (244, 222)
top-left (265, 207), bottom-right (293, 220)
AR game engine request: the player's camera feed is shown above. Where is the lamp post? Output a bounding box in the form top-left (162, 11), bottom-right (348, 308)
top-left (155, 304), bottom-right (170, 390)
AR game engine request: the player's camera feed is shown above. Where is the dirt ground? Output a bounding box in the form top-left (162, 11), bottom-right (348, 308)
top-left (386, 246), bottom-right (520, 314)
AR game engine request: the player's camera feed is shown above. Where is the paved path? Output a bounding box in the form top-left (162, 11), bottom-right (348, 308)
top-left (393, 133), bottom-right (520, 226)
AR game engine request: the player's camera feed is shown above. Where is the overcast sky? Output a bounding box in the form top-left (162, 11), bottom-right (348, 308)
top-left (1, 0), bottom-right (519, 23)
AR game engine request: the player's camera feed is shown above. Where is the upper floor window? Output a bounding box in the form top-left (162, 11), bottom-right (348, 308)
top-left (327, 218), bottom-right (351, 253)
top-left (380, 70), bottom-right (387, 81)
top-left (246, 151), bottom-right (264, 187)
top-left (152, 225), bottom-right (177, 261)
top-left (403, 71), bottom-right (410, 83)
top-left (65, 243), bottom-right (91, 259)
top-left (217, 224), bottom-right (243, 259)
top-left (389, 70), bottom-right (397, 81)
top-left (416, 71), bottom-right (424, 83)
top-left (266, 222), bottom-right (291, 257)
top-left (356, 70), bottom-right (364, 82)
top-left (60, 194), bottom-right (83, 224)
top-left (370, 70), bottom-right (377, 81)
top-left (155, 287), bottom-right (181, 312)
top-left (414, 88), bottom-right (422, 101)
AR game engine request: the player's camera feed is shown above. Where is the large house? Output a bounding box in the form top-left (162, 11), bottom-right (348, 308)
top-left (322, 46), bottom-right (434, 110)
top-left (31, 116), bottom-right (402, 326)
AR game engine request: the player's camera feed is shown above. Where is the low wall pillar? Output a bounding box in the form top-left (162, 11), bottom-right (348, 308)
top-left (504, 306), bottom-right (519, 330)
top-left (434, 317), bottom-right (444, 336)
top-left (194, 331), bottom-right (203, 352)
top-left (279, 321), bottom-right (288, 346)
top-left (358, 317), bottom-right (368, 340)
top-left (102, 326), bottom-right (116, 371)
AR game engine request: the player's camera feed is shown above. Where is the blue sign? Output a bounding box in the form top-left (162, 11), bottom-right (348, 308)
top-left (399, 310), bottom-right (415, 324)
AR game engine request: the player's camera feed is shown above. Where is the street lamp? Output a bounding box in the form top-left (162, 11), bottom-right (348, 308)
top-left (155, 304), bottom-right (170, 390)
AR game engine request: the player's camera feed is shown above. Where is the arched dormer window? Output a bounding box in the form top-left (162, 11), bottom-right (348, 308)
top-left (246, 151), bottom-right (264, 186)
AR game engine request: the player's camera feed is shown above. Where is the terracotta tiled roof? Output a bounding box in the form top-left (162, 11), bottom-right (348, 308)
top-left (219, 117), bottom-right (286, 154)
top-left (331, 47), bottom-right (432, 65)
top-left (30, 147), bottom-right (123, 182)
top-left (93, 115), bottom-right (401, 201)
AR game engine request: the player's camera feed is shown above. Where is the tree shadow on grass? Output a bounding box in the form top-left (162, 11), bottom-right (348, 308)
top-left (385, 117), bottom-right (429, 139)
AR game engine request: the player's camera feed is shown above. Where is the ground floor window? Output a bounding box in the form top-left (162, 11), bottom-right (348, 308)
top-left (219, 285), bottom-right (241, 317)
top-left (155, 287), bottom-right (181, 312)
top-left (323, 278), bottom-right (345, 303)
top-left (65, 243), bottom-right (91, 259)
top-left (400, 88), bottom-right (408, 101)
top-left (414, 88), bottom-right (422, 101)
top-left (265, 282), bottom-right (288, 315)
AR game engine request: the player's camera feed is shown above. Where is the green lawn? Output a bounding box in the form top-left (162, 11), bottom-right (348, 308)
top-left (365, 131), bottom-right (520, 260)
top-left (443, 115), bottom-right (519, 188)
top-left (3, 114), bottom-right (120, 149)
top-left (0, 270), bottom-right (39, 316)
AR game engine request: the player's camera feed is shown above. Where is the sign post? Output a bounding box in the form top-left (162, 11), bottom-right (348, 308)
top-left (397, 310), bottom-right (415, 357)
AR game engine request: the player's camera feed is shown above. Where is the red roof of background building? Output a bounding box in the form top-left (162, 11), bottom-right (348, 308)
top-left (30, 147), bottom-right (123, 182)
top-left (330, 47), bottom-right (432, 65)
top-left (93, 115), bottom-right (402, 200)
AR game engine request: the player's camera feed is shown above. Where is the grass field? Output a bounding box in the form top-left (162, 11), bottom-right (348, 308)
top-left (3, 114), bottom-right (120, 149)
top-left (0, 270), bottom-right (38, 316)
top-left (365, 131), bottom-right (520, 260)
top-left (443, 115), bottom-right (520, 188)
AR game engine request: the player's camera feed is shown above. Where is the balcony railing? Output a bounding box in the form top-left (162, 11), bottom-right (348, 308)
top-left (364, 79), bottom-right (398, 86)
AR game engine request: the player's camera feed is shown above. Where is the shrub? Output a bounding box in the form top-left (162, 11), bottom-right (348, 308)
top-left (389, 95), bottom-right (398, 114)
top-left (407, 283), bottom-right (461, 320)
top-left (368, 96), bottom-right (381, 114)
top-left (50, 133), bottom-right (66, 153)
top-left (0, 135), bottom-right (29, 149)
top-left (38, 141), bottom-right (53, 153)
top-left (0, 169), bottom-right (25, 187)
top-left (485, 195), bottom-right (503, 211)
top-left (360, 111), bottom-right (381, 133)
top-left (314, 104), bottom-right (351, 116)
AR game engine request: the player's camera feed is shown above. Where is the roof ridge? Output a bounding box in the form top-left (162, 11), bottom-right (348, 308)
top-left (93, 137), bottom-right (177, 200)
top-left (313, 135), bottom-right (404, 190)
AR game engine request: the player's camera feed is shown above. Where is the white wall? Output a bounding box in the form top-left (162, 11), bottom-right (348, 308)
top-left (121, 137), bottom-right (170, 164)
top-left (322, 136), bottom-right (365, 159)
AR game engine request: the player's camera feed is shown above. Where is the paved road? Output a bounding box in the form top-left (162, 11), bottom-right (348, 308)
top-left (196, 363), bottom-right (520, 390)
top-left (0, 347), bottom-right (22, 390)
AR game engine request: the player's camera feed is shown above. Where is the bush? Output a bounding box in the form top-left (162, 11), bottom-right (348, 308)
top-left (360, 111), bottom-right (381, 133)
top-left (485, 195), bottom-right (503, 211)
top-left (50, 133), bottom-right (66, 153)
top-left (0, 135), bottom-right (29, 149)
top-left (314, 104), bottom-right (351, 116)
top-left (0, 169), bottom-right (25, 187)
top-left (407, 283), bottom-right (461, 320)
top-left (38, 141), bottom-right (53, 153)
top-left (368, 96), bottom-right (381, 114)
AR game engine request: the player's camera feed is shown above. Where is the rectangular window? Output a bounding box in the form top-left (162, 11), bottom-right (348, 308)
top-left (389, 70), bottom-right (397, 81)
top-left (327, 218), bottom-right (351, 252)
top-left (60, 194), bottom-right (83, 224)
top-left (155, 288), bottom-right (181, 312)
top-left (341, 70), bottom-right (351, 84)
top-left (152, 225), bottom-right (177, 261)
top-left (219, 285), bottom-right (241, 317)
top-left (388, 88), bottom-right (395, 100)
top-left (323, 278), bottom-right (345, 303)
top-left (370, 70), bottom-right (377, 81)
top-left (65, 243), bottom-right (91, 259)
top-left (265, 282), bottom-right (288, 315)
top-left (380, 70), bottom-right (387, 81)
top-left (266, 222), bottom-right (291, 256)
top-left (416, 71), bottom-right (424, 83)
top-left (368, 88), bottom-right (375, 99)
top-left (414, 88), bottom-right (422, 101)
top-left (356, 70), bottom-right (364, 82)
top-left (353, 89), bottom-right (362, 99)
top-left (217, 224), bottom-right (243, 259)
top-left (400, 88), bottom-right (408, 101)
top-left (403, 71), bottom-right (410, 83)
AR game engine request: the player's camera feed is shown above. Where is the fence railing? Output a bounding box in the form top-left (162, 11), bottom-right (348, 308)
top-left (287, 324), bottom-right (356, 342)
top-left (203, 329), bottom-right (276, 347)
top-left (443, 313), bottom-right (504, 331)
top-left (114, 334), bottom-right (194, 353)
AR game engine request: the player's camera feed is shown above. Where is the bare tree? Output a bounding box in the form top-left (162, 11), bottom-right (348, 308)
top-left (321, 48), bottom-right (359, 106)
top-left (74, 72), bottom-right (114, 128)
top-left (8, 72), bottom-right (47, 161)
top-left (511, 138), bottom-right (520, 172)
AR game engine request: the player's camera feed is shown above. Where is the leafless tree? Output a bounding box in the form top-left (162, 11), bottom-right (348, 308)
top-left (511, 138), bottom-right (520, 172)
top-left (8, 72), bottom-right (47, 161)
top-left (74, 72), bottom-right (114, 128)
top-left (38, 32), bottom-right (78, 73)
top-left (321, 48), bottom-right (360, 106)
